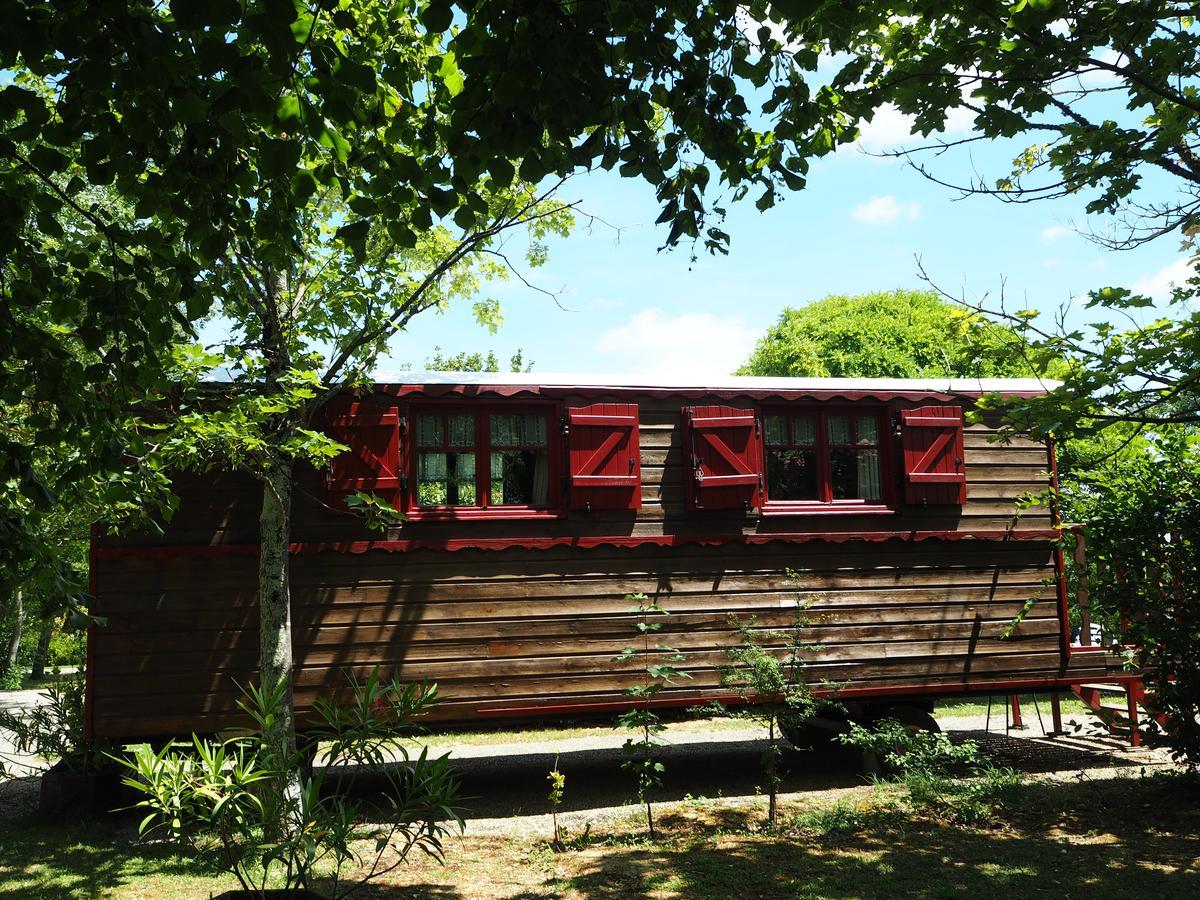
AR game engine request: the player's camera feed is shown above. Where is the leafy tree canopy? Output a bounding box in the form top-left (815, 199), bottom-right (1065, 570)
top-left (0, 0), bottom-right (860, 558)
top-left (423, 347), bottom-right (532, 373)
top-left (738, 290), bottom-right (1049, 379)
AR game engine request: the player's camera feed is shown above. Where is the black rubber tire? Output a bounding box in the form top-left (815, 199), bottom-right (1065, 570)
top-left (781, 708), bottom-right (853, 752)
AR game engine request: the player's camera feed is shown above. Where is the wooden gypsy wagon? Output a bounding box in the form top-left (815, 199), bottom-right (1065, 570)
top-left (85, 373), bottom-right (1136, 744)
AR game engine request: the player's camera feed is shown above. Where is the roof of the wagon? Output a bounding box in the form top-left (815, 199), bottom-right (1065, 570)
top-left (370, 371), bottom-right (1061, 400)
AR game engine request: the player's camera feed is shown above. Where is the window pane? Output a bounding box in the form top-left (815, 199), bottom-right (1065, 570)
top-left (856, 415), bottom-right (878, 445)
top-left (858, 449), bottom-right (882, 499)
top-left (490, 450), bottom-right (550, 505)
top-left (490, 413), bottom-right (547, 447)
top-left (416, 414), bottom-right (442, 446)
top-left (764, 414), bottom-right (787, 445)
top-left (766, 448), bottom-right (819, 500)
top-left (827, 415), bottom-right (852, 445)
top-left (490, 414), bottom-right (517, 446)
top-left (831, 448), bottom-right (882, 500)
top-left (448, 413), bottom-right (475, 447)
top-left (523, 414), bottom-right (548, 446)
top-left (417, 451), bottom-right (475, 506)
top-left (791, 415), bottom-right (816, 446)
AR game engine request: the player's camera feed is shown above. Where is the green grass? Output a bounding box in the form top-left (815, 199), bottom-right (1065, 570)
top-left (0, 669), bottom-right (79, 693)
top-left (3, 772), bottom-right (1197, 898)
top-left (0, 815), bottom-right (237, 899)
top-left (399, 715), bottom-right (754, 749)
top-left (934, 693), bottom-right (1092, 720)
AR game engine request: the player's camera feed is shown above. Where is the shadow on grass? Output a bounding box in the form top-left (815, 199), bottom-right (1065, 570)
top-left (0, 811), bottom-right (217, 899)
top-left (331, 725), bottom-right (1147, 823)
top-left (548, 774), bottom-right (1200, 899)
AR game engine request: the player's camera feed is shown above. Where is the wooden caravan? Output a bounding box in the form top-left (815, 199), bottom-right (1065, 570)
top-left (86, 374), bottom-right (1131, 741)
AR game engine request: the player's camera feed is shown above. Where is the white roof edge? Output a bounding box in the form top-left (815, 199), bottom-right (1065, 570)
top-left (371, 371), bottom-right (1062, 393)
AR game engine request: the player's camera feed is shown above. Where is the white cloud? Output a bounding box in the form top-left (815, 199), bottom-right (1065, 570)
top-left (852, 97), bottom-right (976, 158)
top-left (1041, 225), bottom-right (1073, 241)
top-left (1131, 257), bottom-right (1197, 302)
top-left (593, 308), bottom-right (761, 379)
top-left (1076, 47), bottom-right (1127, 89)
top-left (850, 194), bottom-right (921, 225)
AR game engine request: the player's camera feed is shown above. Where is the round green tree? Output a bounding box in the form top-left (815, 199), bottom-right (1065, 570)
top-left (738, 290), bottom-right (1042, 379)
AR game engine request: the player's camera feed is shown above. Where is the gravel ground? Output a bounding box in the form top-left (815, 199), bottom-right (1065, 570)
top-left (335, 709), bottom-right (1174, 835)
top-left (0, 689), bottom-right (1174, 831)
top-left (0, 688), bottom-right (52, 818)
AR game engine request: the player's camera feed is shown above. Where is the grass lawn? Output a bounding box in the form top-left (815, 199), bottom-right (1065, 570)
top-left (2, 771), bottom-right (1196, 898)
top-left (394, 695), bottom-right (1104, 753)
top-left (933, 693), bottom-right (1093, 720)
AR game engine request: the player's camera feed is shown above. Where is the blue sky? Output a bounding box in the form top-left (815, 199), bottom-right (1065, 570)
top-left (380, 103), bottom-right (1191, 380)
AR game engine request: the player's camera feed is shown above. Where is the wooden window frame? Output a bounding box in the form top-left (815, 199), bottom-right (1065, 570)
top-left (404, 400), bottom-right (564, 521)
top-left (757, 404), bottom-right (897, 517)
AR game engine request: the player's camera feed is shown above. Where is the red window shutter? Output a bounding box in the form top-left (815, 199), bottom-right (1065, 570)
top-left (567, 403), bottom-right (641, 510)
top-left (322, 400), bottom-right (402, 513)
top-left (684, 406), bottom-right (762, 510)
top-left (900, 405), bottom-right (966, 505)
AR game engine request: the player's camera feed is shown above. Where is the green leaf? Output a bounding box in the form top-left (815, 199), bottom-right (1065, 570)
top-left (291, 169), bottom-right (319, 203)
top-left (319, 126), bottom-right (351, 164)
top-left (421, 1), bottom-right (453, 33)
top-left (487, 157), bottom-right (515, 188)
top-left (386, 220), bottom-right (418, 248)
top-left (335, 219), bottom-right (371, 253)
top-left (276, 95), bottom-right (302, 129)
top-left (260, 139), bottom-right (302, 177)
top-left (438, 52), bottom-right (464, 97)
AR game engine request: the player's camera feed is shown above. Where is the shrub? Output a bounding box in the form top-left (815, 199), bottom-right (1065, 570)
top-left (119, 670), bottom-right (462, 898)
top-left (0, 676), bottom-right (110, 778)
top-left (717, 601), bottom-right (830, 827)
top-left (838, 719), bottom-right (1021, 827)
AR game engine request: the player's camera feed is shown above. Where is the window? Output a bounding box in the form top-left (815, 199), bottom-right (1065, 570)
top-left (411, 404), bottom-right (556, 515)
top-left (761, 408), bottom-right (889, 510)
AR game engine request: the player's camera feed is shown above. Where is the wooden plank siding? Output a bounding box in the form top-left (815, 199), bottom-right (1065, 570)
top-left (92, 540), bottom-right (1068, 737)
top-left (89, 390), bottom-right (1099, 740)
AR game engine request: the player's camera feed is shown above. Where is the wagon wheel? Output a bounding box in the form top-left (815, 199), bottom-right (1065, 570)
top-left (780, 707), bottom-right (853, 752)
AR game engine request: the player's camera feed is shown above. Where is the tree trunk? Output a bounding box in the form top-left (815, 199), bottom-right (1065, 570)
top-left (258, 456), bottom-right (302, 823)
top-left (4, 589), bottom-right (23, 676)
top-left (30, 606), bottom-right (58, 680)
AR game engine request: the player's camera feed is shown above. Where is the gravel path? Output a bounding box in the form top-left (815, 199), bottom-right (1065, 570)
top-left (0, 691), bottom-right (1174, 830)
top-left (345, 710), bottom-right (1174, 835)
top-left (0, 688), bottom-right (52, 819)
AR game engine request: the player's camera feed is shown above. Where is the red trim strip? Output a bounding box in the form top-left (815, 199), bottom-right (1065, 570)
top-left (84, 522), bottom-right (97, 742)
top-left (95, 528), bottom-right (1063, 561)
top-left (472, 673), bottom-right (1147, 719)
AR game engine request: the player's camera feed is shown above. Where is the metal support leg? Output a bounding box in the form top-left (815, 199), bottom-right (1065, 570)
top-left (1127, 682), bottom-right (1143, 748)
top-left (1009, 694), bottom-right (1024, 729)
top-left (1050, 692), bottom-right (1063, 736)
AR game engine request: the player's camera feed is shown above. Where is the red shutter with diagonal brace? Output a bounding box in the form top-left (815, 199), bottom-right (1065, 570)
top-left (567, 403), bottom-right (641, 510)
top-left (322, 399), bottom-right (402, 513)
top-left (684, 405), bottom-right (762, 510)
top-left (900, 405), bottom-right (966, 505)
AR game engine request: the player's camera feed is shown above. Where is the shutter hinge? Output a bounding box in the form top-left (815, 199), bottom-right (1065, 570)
top-left (399, 473), bottom-right (408, 492)
top-left (560, 413), bottom-right (570, 437)
top-left (398, 415), bottom-right (408, 436)
top-left (891, 414), bottom-right (902, 438)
